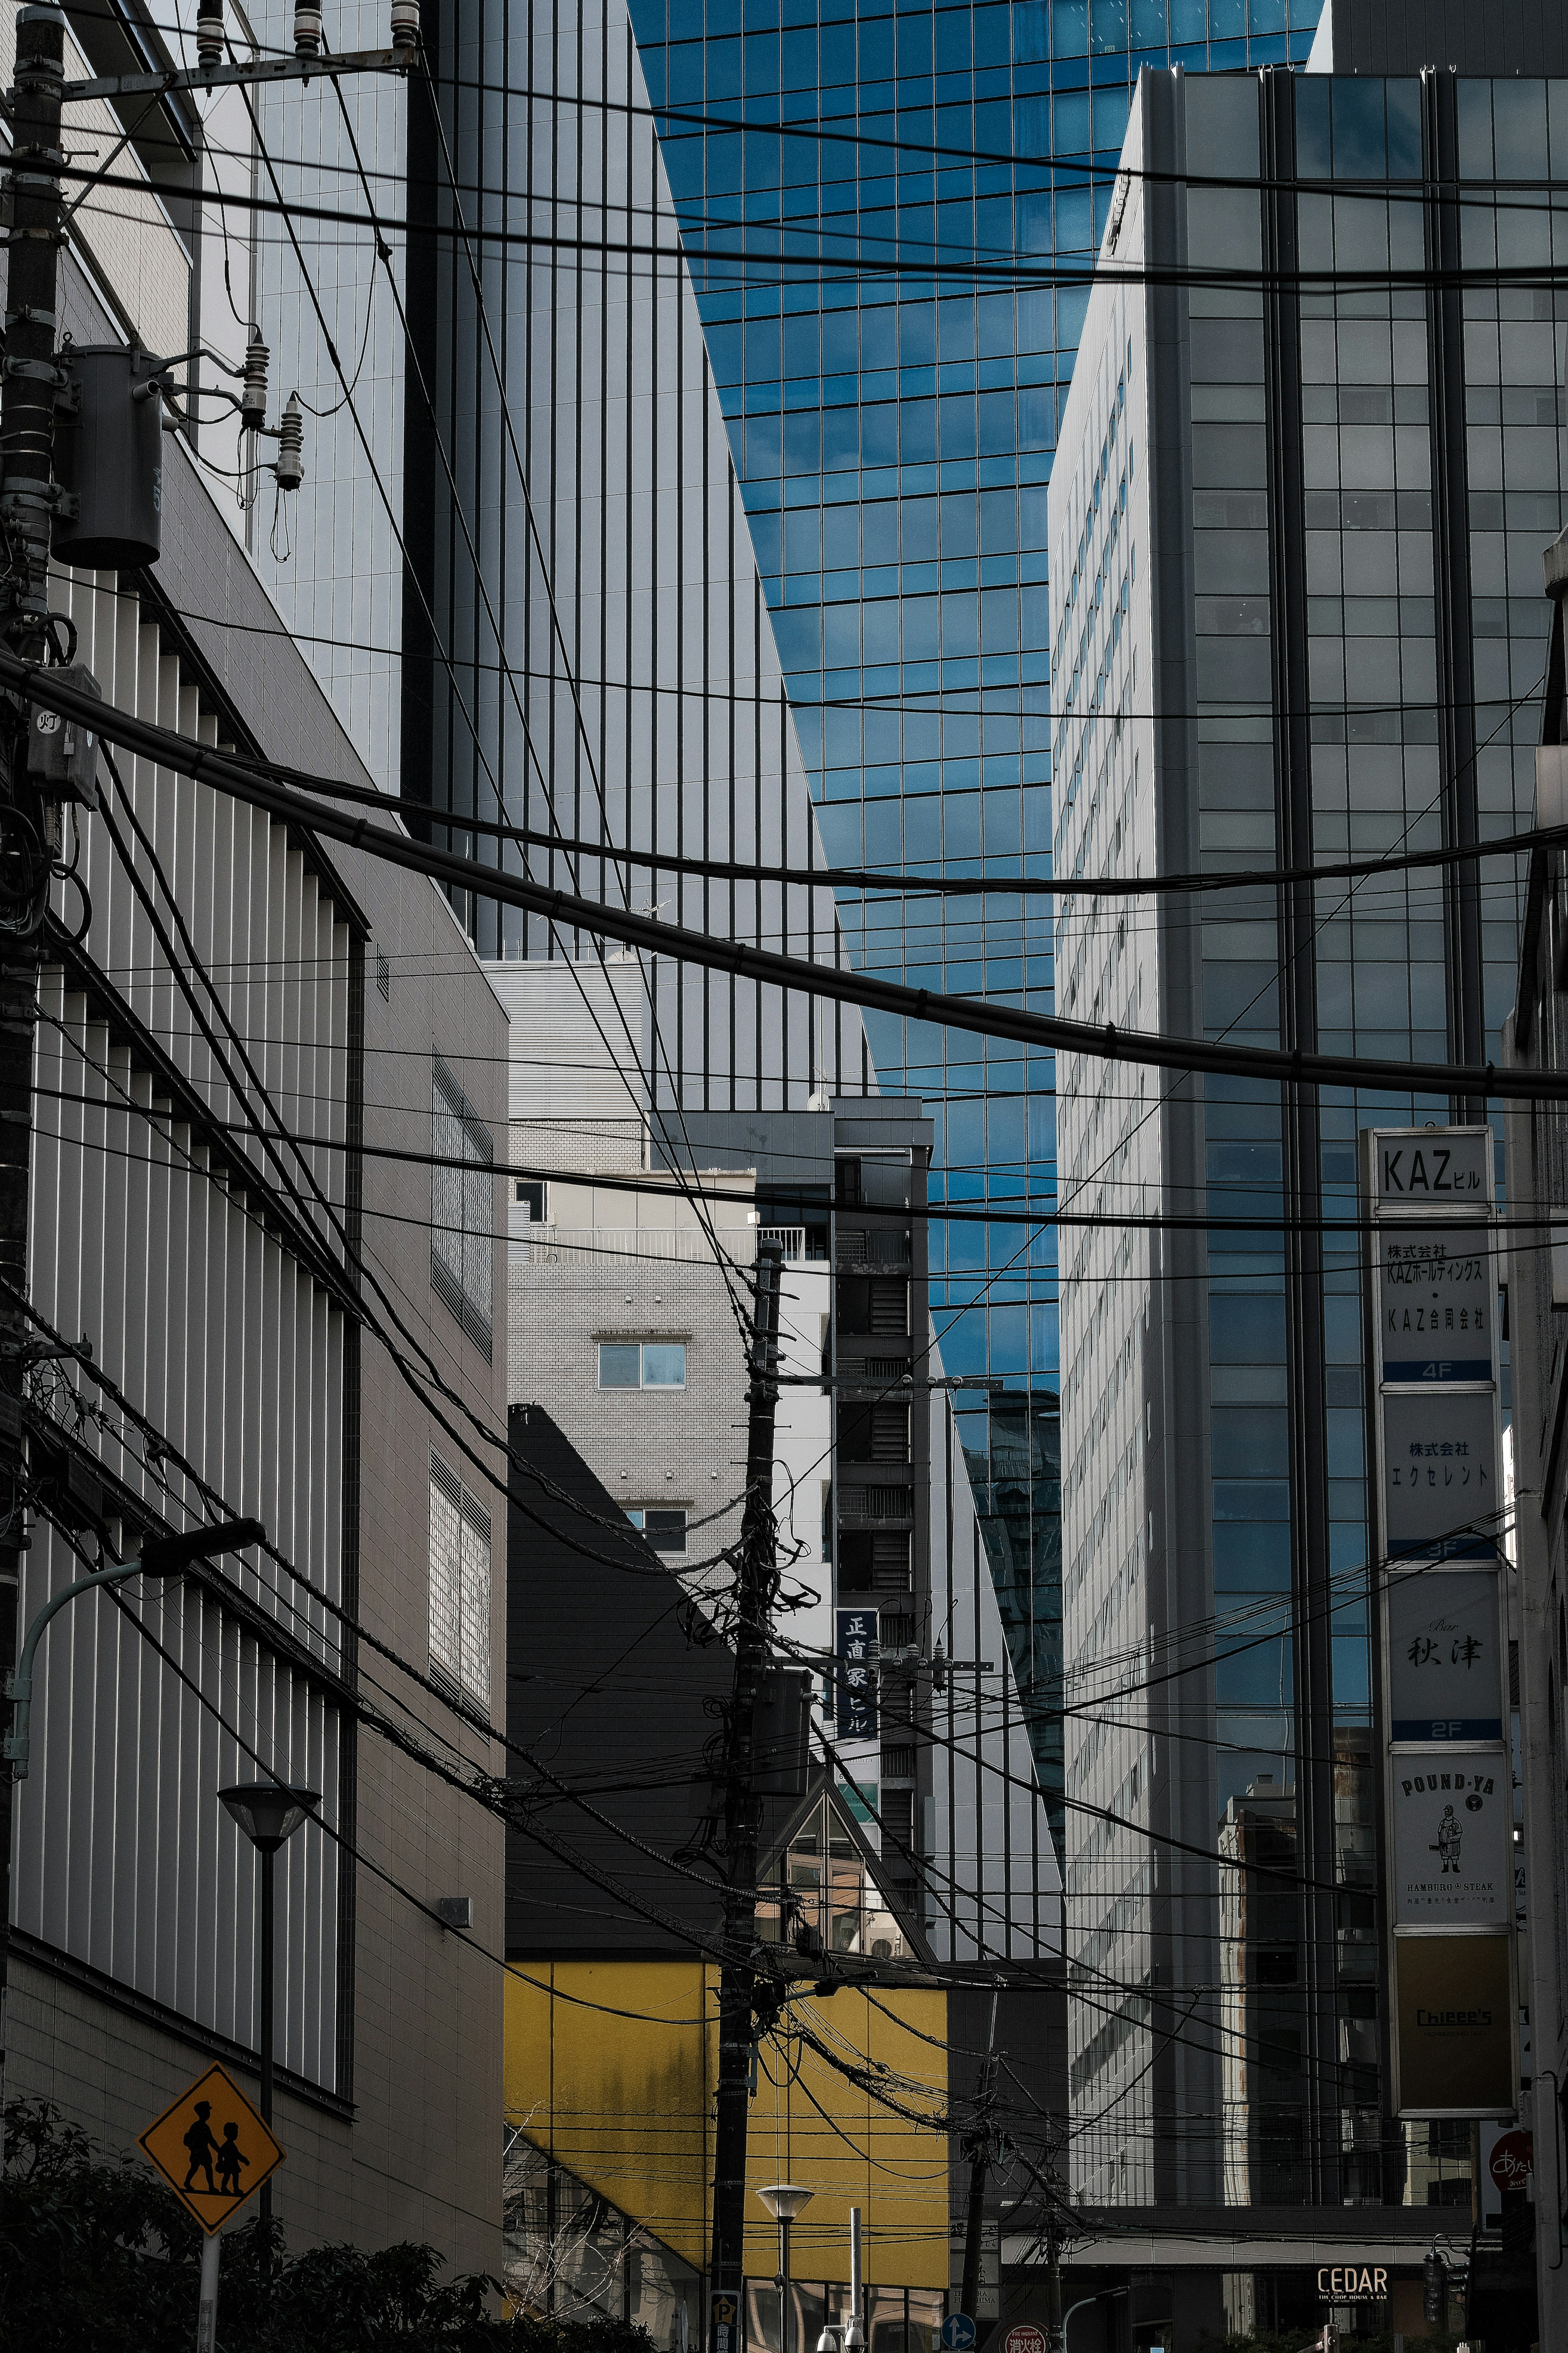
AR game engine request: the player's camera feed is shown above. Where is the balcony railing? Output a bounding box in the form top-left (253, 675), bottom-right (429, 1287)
top-left (838, 1485), bottom-right (913, 1524)
top-left (511, 1224), bottom-right (754, 1264)
top-left (835, 1232), bottom-right (911, 1269)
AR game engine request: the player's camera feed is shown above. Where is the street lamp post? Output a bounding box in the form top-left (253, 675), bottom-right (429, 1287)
top-left (218, 1781), bottom-right (321, 2228)
top-left (1057, 2284), bottom-right (1127, 2353)
top-left (757, 2184), bottom-right (814, 2353)
top-left (0, 1519), bottom-right (264, 2181)
top-left (847, 2204), bottom-right (865, 2353)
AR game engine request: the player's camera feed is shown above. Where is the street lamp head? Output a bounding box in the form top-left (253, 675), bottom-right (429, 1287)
top-left (757, 2183), bottom-right (814, 2224)
top-left (218, 1780), bottom-right (320, 1854)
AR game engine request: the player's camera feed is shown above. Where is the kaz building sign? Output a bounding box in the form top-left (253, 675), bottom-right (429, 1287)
top-left (1363, 1126), bottom-right (1515, 2122)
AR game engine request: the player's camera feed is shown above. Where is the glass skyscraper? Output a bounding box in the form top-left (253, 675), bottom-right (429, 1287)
top-left (620, 0), bottom-right (1323, 1827)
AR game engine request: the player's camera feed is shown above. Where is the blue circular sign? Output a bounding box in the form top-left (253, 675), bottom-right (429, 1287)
top-left (940, 2319), bottom-right (976, 2351)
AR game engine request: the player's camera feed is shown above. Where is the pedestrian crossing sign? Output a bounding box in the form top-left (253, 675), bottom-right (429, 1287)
top-left (138, 2063), bottom-right (285, 2233)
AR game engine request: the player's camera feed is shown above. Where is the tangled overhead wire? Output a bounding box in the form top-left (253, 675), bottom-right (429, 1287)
top-left (0, 614), bottom-right (95, 939)
top-left (0, 797), bottom-right (56, 939)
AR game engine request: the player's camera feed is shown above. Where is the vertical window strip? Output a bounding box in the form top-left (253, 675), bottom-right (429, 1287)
top-left (429, 1448), bottom-right (492, 1707)
top-left (428, 1451), bottom-right (464, 1688)
top-left (431, 1053), bottom-right (495, 1358)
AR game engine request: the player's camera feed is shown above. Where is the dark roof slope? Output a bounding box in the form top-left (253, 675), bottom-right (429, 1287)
top-left (505, 1403), bottom-right (806, 1956)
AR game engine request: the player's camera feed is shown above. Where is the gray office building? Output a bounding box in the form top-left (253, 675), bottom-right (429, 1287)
top-left (1044, 20), bottom-right (1565, 2343)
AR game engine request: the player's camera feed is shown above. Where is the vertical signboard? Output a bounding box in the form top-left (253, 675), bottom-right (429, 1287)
top-left (1365, 1126), bottom-right (1515, 2120)
top-left (835, 1607), bottom-right (880, 1739)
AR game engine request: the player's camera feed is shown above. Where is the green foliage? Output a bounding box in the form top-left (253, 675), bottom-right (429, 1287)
top-left (2, 2102), bottom-right (657, 2353)
top-left (504, 2323), bottom-right (670, 2353)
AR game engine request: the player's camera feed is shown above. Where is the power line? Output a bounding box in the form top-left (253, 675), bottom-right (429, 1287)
top-left (180, 105), bottom-right (1568, 278)
top-left (25, 1495), bottom-right (1079, 2139)
top-left (57, 0), bottom-right (1568, 211)
top-left (285, 60), bottom-right (763, 1358)
top-left (267, 747), bottom-right (1560, 906)
top-left (11, 1518), bottom-right (713, 2032)
top-left (27, 984), bottom-right (751, 1585)
top-left (20, 1372), bottom-right (767, 1925)
top-left (17, 1308), bottom-right (1408, 2116)
top-left (81, 569), bottom-right (1543, 742)
top-left (9, 652), bottom-right (1563, 1106)
top-left (241, 82), bottom-right (762, 1366)
top-left (45, 157), bottom-right (1568, 294)
top-left (32, 1055), bottom-right (1544, 1240)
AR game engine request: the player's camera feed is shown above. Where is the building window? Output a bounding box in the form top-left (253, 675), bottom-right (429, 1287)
top-left (428, 1450), bottom-right (491, 1705)
top-left (513, 1178), bottom-right (547, 1220)
top-left (431, 1055), bottom-right (494, 1359)
top-left (598, 1341), bottom-right (687, 1389)
top-left (626, 1507), bottom-right (688, 1554)
top-left (753, 1793), bottom-right (909, 1960)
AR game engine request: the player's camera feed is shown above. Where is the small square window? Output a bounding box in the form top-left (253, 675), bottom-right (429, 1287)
top-left (514, 1179), bottom-right (546, 1219)
top-left (627, 1507), bottom-right (688, 1554)
top-left (599, 1341), bottom-right (687, 1388)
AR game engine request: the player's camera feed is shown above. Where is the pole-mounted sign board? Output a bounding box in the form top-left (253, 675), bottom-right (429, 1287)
top-left (1391, 1932), bottom-right (1515, 2114)
top-left (1385, 1566), bottom-right (1504, 1741)
top-left (710, 2292), bottom-right (740, 2353)
top-left (1363, 1125), bottom-right (1515, 2121)
top-left (835, 1607), bottom-right (879, 1740)
top-left (138, 2062), bottom-right (285, 2233)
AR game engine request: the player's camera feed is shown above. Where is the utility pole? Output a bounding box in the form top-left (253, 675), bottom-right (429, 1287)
top-left (959, 1987), bottom-right (1000, 2324)
top-left (0, 0), bottom-right (70, 2179)
top-left (710, 1239), bottom-right (784, 2344)
top-left (1043, 2212), bottom-right (1062, 2353)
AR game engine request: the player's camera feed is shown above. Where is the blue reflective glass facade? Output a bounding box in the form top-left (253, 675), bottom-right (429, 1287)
top-left (624, 0), bottom-right (1324, 1827)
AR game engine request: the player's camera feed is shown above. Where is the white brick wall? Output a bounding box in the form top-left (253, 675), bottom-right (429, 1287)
top-left (508, 1248), bottom-right (749, 1566)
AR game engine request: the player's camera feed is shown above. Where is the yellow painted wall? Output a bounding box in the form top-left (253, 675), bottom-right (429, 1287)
top-left (505, 1962), bottom-right (947, 2291)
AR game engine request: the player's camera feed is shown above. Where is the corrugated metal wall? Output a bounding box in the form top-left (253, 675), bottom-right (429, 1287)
top-left (13, 568), bottom-right (355, 2091)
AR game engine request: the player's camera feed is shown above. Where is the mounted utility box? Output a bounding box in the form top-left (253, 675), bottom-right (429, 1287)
top-left (51, 345), bottom-right (164, 570)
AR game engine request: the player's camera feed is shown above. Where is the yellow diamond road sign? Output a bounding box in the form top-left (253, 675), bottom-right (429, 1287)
top-left (138, 2062), bottom-right (285, 2234)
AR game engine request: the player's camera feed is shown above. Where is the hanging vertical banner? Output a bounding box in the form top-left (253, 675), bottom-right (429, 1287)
top-left (835, 1607), bottom-right (879, 1740)
top-left (1376, 1222), bottom-right (1494, 1381)
top-left (1385, 1566), bottom-right (1505, 1740)
top-left (1392, 1933), bottom-right (1516, 2113)
top-left (1379, 1391), bottom-right (1500, 1561)
top-left (1388, 1755), bottom-right (1511, 1925)
top-left (1364, 1124), bottom-right (1515, 2120)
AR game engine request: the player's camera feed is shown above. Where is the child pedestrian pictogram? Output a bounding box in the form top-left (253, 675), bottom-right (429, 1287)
top-left (138, 2064), bottom-right (284, 2234)
top-left (182, 2099), bottom-right (220, 2192)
